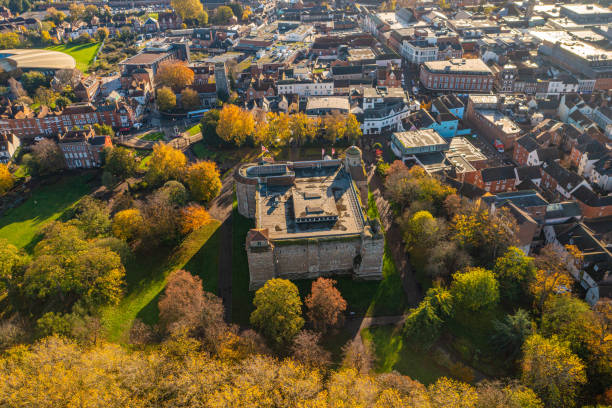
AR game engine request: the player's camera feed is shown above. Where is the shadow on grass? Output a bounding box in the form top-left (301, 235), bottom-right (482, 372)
top-left (231, 207), bottom-right (255, 327)
top-left (0, 172), bottom-right (96, 250)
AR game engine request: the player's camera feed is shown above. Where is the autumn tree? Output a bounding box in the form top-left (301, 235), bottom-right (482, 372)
top-left (21, 71), bottom-right (47, 94)
top-left (521, 334), bottom-right (586, 407)
top-left (424, 241), bottom-right (472, 280)
top-left (305, 277), bottom-right (347, 333)
top-left (24, 223), bottom-right (125, 313)
top-left (155, 60), bottom-right (194, 92)
top-left (112, 208), bottom-right (145, 242)
top-left (180, 204), bottom-right (211, 234)
top-left (345, 113), bottom-right (362, 142)
top-left (156, 86), bottom-right (176, 112)
top-left (212, 5), bottom-right (234, 24)
top-left (96, 27), bottom-right (109, 42)
top-left (428, 377), bottom-right (478, 408)
top-left (216, 104), bottom-right (255, 146)
top-left (30, 138), bottom-right (65, 175)
top-left (475, 381), bottom-right (544, 408)
top-left (451, 205), bottom-right (518, 266)
top-left (400, 210), bottom-right (442, 253)
top-left (186, 160), bottom-right (221, 203)
top-left (139, 193), bottom-right (183, 247)
top-left (494, 246), bottom-right (537, 305)
top-left (250, 278), bottom-right (304, 349)
top-left (291, 330), bottom-right (332, 369)
top-left (0, 163), bottom-right (13, 195)
top-left (159, 269), bottom-right (204, 334)
top-left (290, 112), bottom-right (319, 146)
top-left (450, 267), bottom-right (499, 313)
top-left (145, 143), bottom-right (187, 186)
top-left (0, 239), bottom-right (28, 305)
top-left (68, 3), bottom-right (85, 22)
top-left (171, 0), bottom-right (207, 22)
top-left (341, 338), bottom-right (374, 374)
top-left (180, 88), bottom-right (200, 110)
top-left (531, 244), bottom-right (574, 311)
top-left (322, 111), bottom-right (352, 143)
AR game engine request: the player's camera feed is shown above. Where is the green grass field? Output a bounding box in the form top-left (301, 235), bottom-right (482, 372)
top-left (0, 173), bottom-right (95, 249)
top-left (231, 200), bottom-right (255, 326)
top-left (138, 132), bottom-right (164, 142)
top-left (46, 42), bottom-right (101, 73)
top-left (186, 124), bottom-right (201, 136)
top-left (101, 220), bottom-right (222, 342)
top-left (362, 326), bottom-right (452, 385)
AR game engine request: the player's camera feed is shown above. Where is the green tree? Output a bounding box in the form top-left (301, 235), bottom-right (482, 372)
top-left (493, 247), bottom-right (536, 305)
top-left (403, 287), bottom-right (453, 348)
top-left (521, 334), bottom-right (586, 407)
top-left (0, 32), bottom-right (20, 49)
top-left (200, 109), bottom-right (224, 147)
top-left (145, 143), bottom-right (187, 186)
top-left (492, 309), bottom-right (535, 361)
top-left (103, 146), bottom-right (137, 183)
top-left (93, 123), bottom-right (115, 137)
top-left (450, 267), bottom-right (499, 313)
top-left (250, 278), bottom-right (304, 349)
top-left (20, 71), bottom-right (47, 94)
top-left (70, 196), bottom-right (111, 238)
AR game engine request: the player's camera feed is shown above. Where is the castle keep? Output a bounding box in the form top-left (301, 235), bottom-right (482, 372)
top-left (235, 146), bottom-right (384, 290)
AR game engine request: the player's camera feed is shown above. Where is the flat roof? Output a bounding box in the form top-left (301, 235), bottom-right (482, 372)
top-left (0, 49), bottom-right (76, 71)
top-left (255, 164), bottom-right (364, 240)
top-left (423, 58), bottom-right (492, 75)
top-left (119, 52), bottom-right (170, 66)
top-left (478, 110), bottom-right (521, 134)
top-left (561, 4), bottom-right (611, 15)
top-left (306, 96), bottom-right (349, 111)
top-left (393, 129), bottom-right (447, 149)
top-left (448, 137), bottom-right (487, 163)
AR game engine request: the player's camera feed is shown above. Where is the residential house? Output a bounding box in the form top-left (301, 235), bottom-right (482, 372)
top-left (74, 76), bottom-right (100, 102)
top-left (590, 157), bottom-right (612, 191)
top-left (541, 160), bottom-right (591, 200)
top-left (0, 132), bottom-right (19, 163)
top-left (480, 165), bottom-right (516, 193)
top-left (572, 185), bottom-right (612, 218)
top-left (58, 128), bottom-right (112, 169)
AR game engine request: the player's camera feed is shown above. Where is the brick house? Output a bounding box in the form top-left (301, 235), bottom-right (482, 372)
top-left (74, 75), bottom-right (100, 102)
top-left (572, 185), bottom-right (612, 219)
top-left (570, 140), bottom-right (608, 177)
top-left (541, 160), bottom-right (590, 200)
top-left (419, 58), bottom-right (494, 92)
top-left (0, 101), bottom-right (135, 139)
top-left (513, 135), bottom-right (539, 166)
top-left (0, 132), bottom-right (19, 163)
top-left (480, 165), bottom-right (516, 193)
top-left (58, 128), bottom-right (112, 169)
top-left (158, 11), bottom-right (182, 31)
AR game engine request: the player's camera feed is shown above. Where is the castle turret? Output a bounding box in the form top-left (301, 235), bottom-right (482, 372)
top-left (344, 145), bottom-right (368, 207)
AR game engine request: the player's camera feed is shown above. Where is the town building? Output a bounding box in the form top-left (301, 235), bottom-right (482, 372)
top-left (419, 58), bottom-right (494, 92)
top-left (235, 147), bottom-right (384, 289)
top-left (390, 129), bottom-right (448, 161)
top-left (0, 132), bottom-right (19, 163)
top-left (58, 128), bottom-right (112, 169)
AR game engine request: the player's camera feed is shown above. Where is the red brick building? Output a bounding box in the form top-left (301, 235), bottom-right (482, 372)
top-left (419, 58), bottom-right (494, 92)
top-left (480, 165), bottom-right (516, 193)
top-left (58, 128), bottom-right (112, 169)
top-left (513, 135), bottom-right (539, 166)
top-left (572, 185), bottom-right (612, 219)
top-left (0, 101), bottom-right (135, 139)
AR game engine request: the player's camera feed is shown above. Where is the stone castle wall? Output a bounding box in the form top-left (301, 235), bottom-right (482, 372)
top-left (236, 180), bottom-right (257, 219)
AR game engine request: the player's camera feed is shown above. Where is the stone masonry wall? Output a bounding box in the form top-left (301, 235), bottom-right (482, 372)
top-left (236, 181), bottom-right (257, 219)
top-left (357, 234), bottom-right (385, 279)
top-left (247, 246), bottom-right (275, 290)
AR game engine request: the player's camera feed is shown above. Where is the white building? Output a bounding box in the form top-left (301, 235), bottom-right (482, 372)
top-left (276, 79), bottom-right (333, 96)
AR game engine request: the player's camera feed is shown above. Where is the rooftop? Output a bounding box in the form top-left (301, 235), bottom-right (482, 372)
top-left (119, 52), bottom-right (170, 66)
top-left (423, 58), bottom-right (493, 75)
top-left (0, 49), bottom-right (75, 71)
top-left (393, 129), bottom-right (448, 150)
top-left (241, 161), bottom-right (366, 240)
top-left (477, 110), bottom-right (521, 134)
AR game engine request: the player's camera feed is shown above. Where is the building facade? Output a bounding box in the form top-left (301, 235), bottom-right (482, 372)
top-left (419, 58), bottom-right (494, 92)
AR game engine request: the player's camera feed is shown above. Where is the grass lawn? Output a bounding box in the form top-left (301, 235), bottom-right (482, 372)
top-left (186, 124), bottom-right (201, 136)
top-left (362, 325), bottom-right (452, 385)
top-left (231, 201), bottom-right (255, 326)
top-left (46, 42), bottom-right (101, 73)
top-left (0, 173), bottom-right (95, 249)
top-left (138, 132), bottom-right (164, 142)
top-left (236, 57), bottom-right (253, 72)
top-left (101, 220), bottom-right (222, 342)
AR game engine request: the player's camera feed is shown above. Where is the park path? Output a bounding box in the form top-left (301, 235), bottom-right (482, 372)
top-left (208, 165), bottom-right (236, 322)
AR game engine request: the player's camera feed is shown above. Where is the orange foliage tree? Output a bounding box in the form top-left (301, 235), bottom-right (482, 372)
top-left (155, 60), bottom-right (194, 92)
top-left (305, 277), bottom-right (347, 333)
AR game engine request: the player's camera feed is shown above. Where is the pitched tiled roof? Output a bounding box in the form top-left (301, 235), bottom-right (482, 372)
top-left (481, 165), bottom-right (516, 182)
